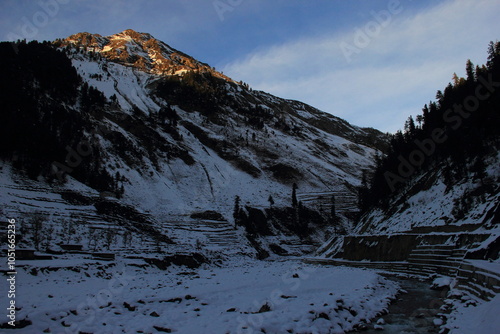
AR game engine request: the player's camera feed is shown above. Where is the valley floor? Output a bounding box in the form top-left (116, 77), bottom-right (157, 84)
top-left (1, 257), bottom-right (400, 334)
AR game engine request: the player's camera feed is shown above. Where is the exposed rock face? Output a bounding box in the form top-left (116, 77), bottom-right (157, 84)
top-left (61, 29), bottom-right (233, 80)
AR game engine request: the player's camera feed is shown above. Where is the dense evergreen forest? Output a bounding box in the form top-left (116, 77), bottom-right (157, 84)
top-left (0, 41), bottom-right (120, 194)
top-left (359, 41), bottom-right (500, 212)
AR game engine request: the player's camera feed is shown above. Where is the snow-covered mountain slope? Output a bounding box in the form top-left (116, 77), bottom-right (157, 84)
top-left (356, 150), bottom-right (500, 235)
top-left (1, 30), bottom-right (388, 256)
top-left (57, 30), bottom-right (384, 213)
top-left (314, 42), bottom-right (500, 265)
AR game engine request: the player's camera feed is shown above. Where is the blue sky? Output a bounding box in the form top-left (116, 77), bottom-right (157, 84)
top-left (1, 0), bottom-right (499, 133)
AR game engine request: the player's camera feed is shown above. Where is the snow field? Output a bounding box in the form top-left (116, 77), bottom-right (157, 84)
top-left (6, 259), bottom-right (400, 334)
top-left (444, 293), bottom-right (500, 334)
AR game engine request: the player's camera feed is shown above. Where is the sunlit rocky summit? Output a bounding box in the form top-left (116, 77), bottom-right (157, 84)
top-left (60, 29), bottom-right (233, 80)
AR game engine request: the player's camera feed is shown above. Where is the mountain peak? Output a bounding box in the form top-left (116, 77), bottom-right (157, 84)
top-left (120, 28), bottom-right (151, 38)
top-left (60, 30), bottom-right (232, 81)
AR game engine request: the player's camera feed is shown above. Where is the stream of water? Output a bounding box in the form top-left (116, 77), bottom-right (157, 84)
top-left (365, 276), bottom-right (448, 333)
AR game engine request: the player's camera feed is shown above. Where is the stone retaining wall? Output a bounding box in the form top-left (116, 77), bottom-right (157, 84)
top-left (339, 233), bottom-right (491, 261)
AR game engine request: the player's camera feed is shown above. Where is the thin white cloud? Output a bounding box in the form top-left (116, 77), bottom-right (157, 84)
top-left (223, 0), bottom-right (500, 133)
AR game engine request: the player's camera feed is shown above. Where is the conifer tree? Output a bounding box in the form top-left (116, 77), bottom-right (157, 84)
top-left (292, 183), bottom-right (298, 208)
top-left (233, 195), bottom-right (241, 229)
top-left (465, 59), bottom-right (475, 83)
top-left (268, 195), bottom-right (274, 209)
